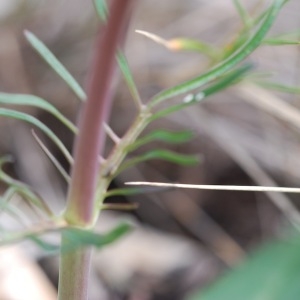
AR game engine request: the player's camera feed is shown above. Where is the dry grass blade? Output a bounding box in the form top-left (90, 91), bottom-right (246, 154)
top-left (126, 180), bottom-right (300, 228)
top-left (126, 181), bottom-right (300, 194)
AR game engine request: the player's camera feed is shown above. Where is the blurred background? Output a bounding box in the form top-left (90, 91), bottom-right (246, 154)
top-left (0, 0), bottom-right (299, 299)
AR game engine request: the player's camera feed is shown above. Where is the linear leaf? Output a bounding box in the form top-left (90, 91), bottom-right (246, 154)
top-left (0, 93), bottom-right (77, 133)
top-left (201, 63), bottom-right (252, 97)
top-left (232, 0), bottom-right (252, 29)
top-left (106, 187), bottom-right (149, 197)
top-left (61, 223), bottom-right (131, 251)
top-left (29, 223), bottom-right (131, 254)
top-left (0, 160), bottom-right (53, 216)
top-left (105, 186), bottom-right (169, 198)
top-left (0, 222), bottom-right (131, 254)
top-left (29, 236), bottom-right (60, 252)
top-left (0, 108), bottom-right (73, 163)
top-left (127, 130), bottom-right (194, 152)
top-left (150, 0), bottom-right (284, 107)
top-left (133, 149), bottom-right (199, 165)
top-left (24, 30), bottom-right (86, 101)
top-left (117, 51), bottom-right (142, 108)
top-left (149, 63), bottom-right (252, 122)
top-left (263, 38), bottom-right (300, 45)
top-left (149, 102), bottom-right (192, 122)
top-left (101, 203), bottom-right (139, 211)
top-left (263, 30), bottom-right (300, 45)
top-left (1, 187), bottom-right (51, 219)
top-left (117, 150), bottom-right (199, 176)
top-left (224, 0), bottom-right (287, 59)
top-left (0, 187), bottom-right (29, 225)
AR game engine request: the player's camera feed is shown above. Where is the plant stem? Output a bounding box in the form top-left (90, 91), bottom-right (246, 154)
top-left (58, 246), bottom-right (92, 300)
top-left (64, 0), bottom-right (135, 226)
top-left (58, 1), bottom-right (135, 299)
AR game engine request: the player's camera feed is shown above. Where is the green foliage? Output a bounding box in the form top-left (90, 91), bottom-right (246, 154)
top-left (118, 149), bottom-right (199, 176)
top-left (0, 156), bottom-right (53, 216)
top-left (189, 235), bottom-right (300, 300)
top-left (2, 223), bottom-right (131, 254)
top-left (0, 108), bottom-right (73, 163)
top-left (0, 93), bottom-right (77, 133)
top-left (105, 185), bottom-right (169, 198)
top-left (24, 30), bottom-right (86, 101)
top-left (117, 51), bottom-right (142, 108)
top-left (61, 223), bottom-right (131, 251)
top-left (263, 31), bottom-right (300, 45)
top-left (127, 129), bottom-right (194, 152)
top-left (0, 4), bottom-right (295, 299)
top-left (0, 187), bottom-right (31, 225)
top-left (232, 0), bottom-right (252, 29)
top-left (149, 0), bottom-right (285, 107)
top-left (202, 63), bottom-right (253, 97)
top-left (149, 63), bottom-right (252, 122)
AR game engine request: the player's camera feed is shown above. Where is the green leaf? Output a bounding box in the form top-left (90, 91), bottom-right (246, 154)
top-left (149, 63), bottom-right (252, 122)
top-left (94, 0), bottom-right (108, 21)
top-left (117, 51), bottom-right (142, 108)
top-left (232, 0), bottom-right (252, 29)
top-left (202, 63), bottom-right (253, 97)
top-left (127, 129), bottom-right (194, 152)
top-left (0, 108), bottom-right (73, 164)
top-left (0, 93), bottom-right (77, 133)
top-left (0, 223), bottom-right (131, 254)
top-left (189, 234), bottom-right (300, 300)
top-left (263, 30), bottom-right (300, 45)
top-left (0, 187), bottom-right (29, 225)
top-left (263, 38), bottom-right (300, 45)
top-left (30, 223), bottom-right (131, 254)
top-left (105, 186), bottom-right (169, 198)
top-left (134, 149), bottom-right (199, 165)
top-left (101, 203), bottom-right (139, 211)
top-left (105, 187), bottom-right (149, 197)
top-left (61, 223), bottom-right (131, 250)
top-left (30, 236), bottom-right (59, 252)
top-left (150, 0), bottom-right (284, 107)
top-left (149, 102), bottom-right (192, 122)
top-left (24, 30), bottom-right (86, 102)
top-left (0, 160), bottom-right (53, 216)
top-left (0, 187), bottom-right (16, 212)
top-left (117, 150), bottom-right (199, 176)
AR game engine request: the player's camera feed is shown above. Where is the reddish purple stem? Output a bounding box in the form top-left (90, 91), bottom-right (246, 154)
top-left (65, 0), bottom-right (135, 225)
